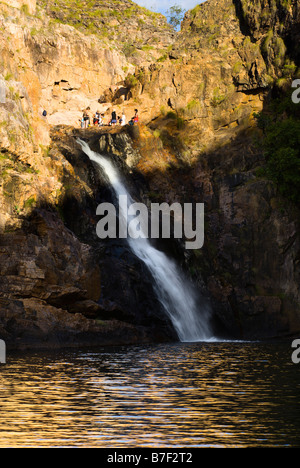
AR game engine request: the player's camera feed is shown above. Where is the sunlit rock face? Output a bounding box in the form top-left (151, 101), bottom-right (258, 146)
top-left (1, 0), bottom-right (36, 14)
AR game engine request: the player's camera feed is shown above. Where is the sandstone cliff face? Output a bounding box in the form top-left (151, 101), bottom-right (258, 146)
top-left (0, 4), bottom-right (134, 123)
top-left (0, 0), bottom-right (300, 346)
top-left (0, 1), bottom-right (132, 233)
top-left (1, 0), bottom-right (36, 14)
top-left (127, 0), bottom-right (299, 154)
top-left (189, 133), bottom-right (300, 339)
top-left (39, 0), bottom-right (175, 64)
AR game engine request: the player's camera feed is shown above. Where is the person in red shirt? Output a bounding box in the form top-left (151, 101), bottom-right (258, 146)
top-left (133, 109), bottom-right (139, 124)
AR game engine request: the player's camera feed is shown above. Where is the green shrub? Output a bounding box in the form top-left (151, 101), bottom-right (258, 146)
top-left (21, 4), bottom-right (30, 15)
top-left (122, 43), bottom-right (137, 58)
top-left (261, 30), bottom-right (274, 55)
top-left (255, 96), bottom-right (300, 204)
top-left (166, 111), bottom-right (177, 119)
top-left (24, 196), bottom-right (36, 210)
top-left (124, 73), bottom-right (138, 89)
top-left (211, 88), bottom-right (226, 107)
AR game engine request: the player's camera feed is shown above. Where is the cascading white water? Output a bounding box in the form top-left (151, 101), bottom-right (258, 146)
top-left (79, 139), bottom-right (213, 342)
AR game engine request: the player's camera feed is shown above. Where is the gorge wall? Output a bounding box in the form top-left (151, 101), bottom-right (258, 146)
top-left (0, 0), bottom-right (299, 348)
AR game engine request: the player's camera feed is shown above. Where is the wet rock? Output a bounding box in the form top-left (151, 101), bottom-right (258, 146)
top-left (188, 135), bottom-right (300, 340)
top-left (0, 209), bottom-right (101, 309)
top-left (0, 297), bottom-right (160, 350)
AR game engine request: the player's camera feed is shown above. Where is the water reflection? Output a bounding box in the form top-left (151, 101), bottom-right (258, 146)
top-left (0, 342), bottom-right (299, 447)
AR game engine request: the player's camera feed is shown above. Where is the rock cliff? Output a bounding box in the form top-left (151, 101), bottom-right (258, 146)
top-left (39, 0), bottom-right (175, 62)
top-left (0, 0), bottom-right (300, 347)
top-left (124, 0), bottom-right (300, 339)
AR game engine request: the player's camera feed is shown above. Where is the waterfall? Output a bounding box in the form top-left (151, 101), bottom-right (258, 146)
top-left (79, 139), bottom-right (213, 342)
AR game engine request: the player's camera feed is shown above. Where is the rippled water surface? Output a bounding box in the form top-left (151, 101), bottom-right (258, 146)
top-left (0, 341), bottom-right (299, 447)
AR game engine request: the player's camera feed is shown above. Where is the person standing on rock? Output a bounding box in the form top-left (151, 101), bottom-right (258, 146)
top-left (83, 109), bottom-right (90, 128)
top-left (133, 109), bottom-right (139, 124)
top-left (121, 111), bottom-right (126, 126)
top-left (111, 110), bottom-right (117, 126)
top-left (93, 110), bottom-right (100, 126)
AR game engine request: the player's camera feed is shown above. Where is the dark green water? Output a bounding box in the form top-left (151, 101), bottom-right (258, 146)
top-left (0, 341), bottom-right (299, 448)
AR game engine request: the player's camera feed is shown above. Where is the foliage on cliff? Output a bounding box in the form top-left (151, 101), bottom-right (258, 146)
top-left (255, 89), bottom-right (300, 204)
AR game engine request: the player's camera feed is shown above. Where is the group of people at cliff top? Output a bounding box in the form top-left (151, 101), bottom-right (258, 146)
top-left (81, 108), bottom-right (139, 129)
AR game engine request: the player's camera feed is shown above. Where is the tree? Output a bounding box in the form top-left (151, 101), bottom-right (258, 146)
top-left (166, 5), bottom-right (186, 30)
